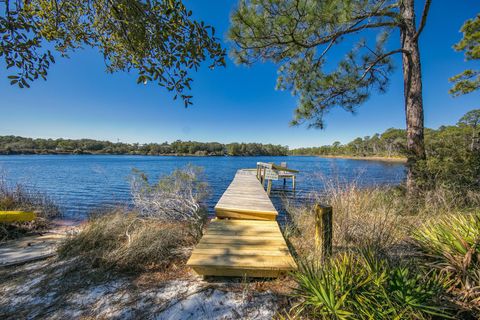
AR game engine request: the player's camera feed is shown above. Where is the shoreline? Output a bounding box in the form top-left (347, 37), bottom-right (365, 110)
top-left (317, 155), bottom-right (407, 163)
top-left (0, 152), bottom-right (287, 157)
top-left (0, 152), bottom-right (406, 162)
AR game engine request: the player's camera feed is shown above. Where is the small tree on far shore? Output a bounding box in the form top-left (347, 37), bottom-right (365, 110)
top-left (458, 109), bottom-right (480, 152)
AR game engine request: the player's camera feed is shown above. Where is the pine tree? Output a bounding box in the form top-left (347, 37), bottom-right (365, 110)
top-left (229, 0), bottom-right (433, 194)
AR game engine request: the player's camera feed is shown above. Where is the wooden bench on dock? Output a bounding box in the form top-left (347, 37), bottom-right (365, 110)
top-left (256, 162), bottom-right (299, 195)
top-left (187, 169), bottom-right (297, 278)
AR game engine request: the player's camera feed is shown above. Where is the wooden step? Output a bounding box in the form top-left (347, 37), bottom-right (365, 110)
top-left (187, 219), bottom-right (296, 278)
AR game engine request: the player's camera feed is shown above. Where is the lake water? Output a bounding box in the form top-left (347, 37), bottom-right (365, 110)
top-left (0, 155), bottom-right (405, 221)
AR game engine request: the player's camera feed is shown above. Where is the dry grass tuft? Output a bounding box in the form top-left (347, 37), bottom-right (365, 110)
top-left (286, 182), bottom-right (413, 261)
top-left (0, 176), bottom-right (60, 241)
top-left (286, 175), bottom-right (480, 262)
top-left (58, 210), bottom-right (195, 273)
top-left (284, 176), bottom-right (480, 318)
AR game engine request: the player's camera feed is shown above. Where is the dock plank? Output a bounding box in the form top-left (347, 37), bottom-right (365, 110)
top-left (187, 220), bottom-right (296, 277)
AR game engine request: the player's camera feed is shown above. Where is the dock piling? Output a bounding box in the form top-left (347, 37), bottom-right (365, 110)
top-left (315, 204), bottom-right (333, 260)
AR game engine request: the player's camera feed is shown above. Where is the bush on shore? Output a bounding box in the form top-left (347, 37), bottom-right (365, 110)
top-left (285, 178), bottom-right (480, 319)
top-left (413, 212), bottom-right (480, 315)
top-left (0, 176), bottom-right (60, 241)
top-left (130, 165), bottom-right (209, 240)
top-left (292, 249), bottom-right (448, 319)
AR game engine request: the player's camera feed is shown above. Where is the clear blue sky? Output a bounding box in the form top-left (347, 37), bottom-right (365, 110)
top-left (1, 1), bottom-right (478, 148)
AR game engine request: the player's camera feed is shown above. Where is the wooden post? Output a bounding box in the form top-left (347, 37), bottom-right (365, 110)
top-left (292, 176), bottom-right (296, 190)
top-left (266, 179), bottom-right (272, 195)
top-left (315, 204), bottom-right (333, 260)
top-left (262, 167), bottom-right (267, 187)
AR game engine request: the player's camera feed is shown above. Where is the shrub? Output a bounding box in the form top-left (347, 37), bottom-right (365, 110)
top-left (284, 178), bottom-right (480, 318)
top-left (58, 210), bottom-right (194, 273)
top-left (415, 121), bottom-right (480, 199)
top-left (291, 249), bottom-right (449, 319)
top-left (286, 179), bottom-right (412, 261)
top-left (412, 212), bottom-right (480, 315)
top-left (286, 175), bottom-right (480, 261)
top-left (130, 165), bottom-right (208, 240)
top-left (0, 176), bottom-right (60, 241)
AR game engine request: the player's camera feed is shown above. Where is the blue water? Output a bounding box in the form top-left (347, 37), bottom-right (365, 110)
top-left (0, 155), bottom-right (405, 220)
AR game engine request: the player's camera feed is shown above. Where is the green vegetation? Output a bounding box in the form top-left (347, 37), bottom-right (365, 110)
top-left (1, 0), bottom-right (225, 106)
top-left (284, 178), bottom-right (480, 319)
top-left (290, 128), bottom-right (407, 158)
top-left (290, 110), bottom-right (478, 159)
top-left (292, 250), bottom-right (447, 319)
top-left (450, 14), bottom-right (480, 96)
top-left (0, 176), bottom-right (60, 241)
top-left (0, 136), bottom-right (289, 156)
top-left (413, 213), bottom-right (480, 314)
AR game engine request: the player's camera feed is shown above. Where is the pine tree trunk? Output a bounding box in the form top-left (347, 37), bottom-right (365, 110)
top-left (400, 0), bottom-right (426, 195)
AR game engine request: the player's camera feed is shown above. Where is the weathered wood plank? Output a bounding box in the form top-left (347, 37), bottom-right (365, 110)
top-left (192, 248), bottom-right (290, 256)
top-left (190, 266), bottom-right (285, 278)
top-left (198, 237), bottom-right (286, 246)
top-left (0, 233), bottom-right (66, 267)
top-left (194, 242), bottom-right (289, 251)
top-left (210, 219), bottom-right (278, 226)
top-left (188, 254), bottom-right (295, 268)
top-left (215, 210), bottom-right (276, 221)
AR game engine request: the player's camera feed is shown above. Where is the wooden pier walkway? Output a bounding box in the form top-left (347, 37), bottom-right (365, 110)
top-left (187, 169), bottom-right (296, 278)
top-left (214, 170), bottom-right (278, 221)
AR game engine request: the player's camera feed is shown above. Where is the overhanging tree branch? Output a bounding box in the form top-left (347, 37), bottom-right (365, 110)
top-left (1, 0), bottom-right (226, 106)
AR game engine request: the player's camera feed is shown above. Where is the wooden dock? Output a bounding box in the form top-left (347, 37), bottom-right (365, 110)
top-left (187, 170), bottom-right (296, 278)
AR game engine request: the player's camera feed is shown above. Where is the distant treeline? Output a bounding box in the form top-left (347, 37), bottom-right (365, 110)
top-left (290, 112), bottom-right (479, 159)
top-left (290, 128), bottom-right (407, 157)
top-left (0, 136), bottom-right (288, 156)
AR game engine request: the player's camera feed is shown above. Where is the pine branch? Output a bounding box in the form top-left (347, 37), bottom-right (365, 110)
top-left (414, 0), bottom-right (432, 40)
top-left (360, 48), bottom-right (407, 81)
